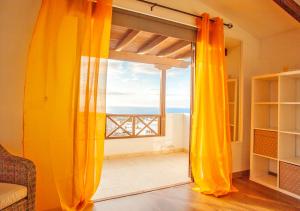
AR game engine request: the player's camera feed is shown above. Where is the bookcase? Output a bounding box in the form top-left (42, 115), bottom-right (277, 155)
top-left (251, 70), bottom-right (300, 199)
top-left (228, 79), bottom-right (238, 142)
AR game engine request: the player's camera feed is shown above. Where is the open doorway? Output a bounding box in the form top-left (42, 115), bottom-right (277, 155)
top-left (92, 19), bottom-right (193, 200)
top-left (91, 8), bottom-right (243, 201)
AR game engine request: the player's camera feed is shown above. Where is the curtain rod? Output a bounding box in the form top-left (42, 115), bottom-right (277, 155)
top-left (136, 0), bottom-right (233, 29)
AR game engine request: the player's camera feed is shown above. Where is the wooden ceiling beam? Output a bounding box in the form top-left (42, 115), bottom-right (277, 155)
top-left (137, 35), bottom-right (168, 54)
top-left (109, 50), bottom-right (189, 69)
top-left (115, 29), bottom-right (141, 51)
top-left (157, 41), bottom-right (191, 57)
top-left (273, 0), bottom-right (300, 22)
top-left (174, 50), bottom-right (192, 60)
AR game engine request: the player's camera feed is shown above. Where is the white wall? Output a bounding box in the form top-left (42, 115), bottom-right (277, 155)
top-left (226, 45), bottom-right (241, 79)
top-left (182, 114), bottom-right (190, 150)
top-left (105, 113), bottom-right (189, 156)
top-left (259, 28), bottom-right (300, 74)
top-left (0, 0), bottom-right (41, 155)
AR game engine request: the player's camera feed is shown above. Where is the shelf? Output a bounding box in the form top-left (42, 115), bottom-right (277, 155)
top-left (280, 102), bottom-right (300, 105)
top-left (279, 75), bottom-right (300, 102)
top-left (279, 104), bottom-right (300, 133)
top-left (253, 77), bottom-right (278, 102)
top-left (253, 153), bottom-right (278, 161)
top-left (280, 70), bottom-right (300, 77)
top-left (253, 104), bottom-right (278, 130)
top-left (253, 74), bottom-right (278, 80)
top-left (228, 79), bottom-right (237, 83)
top-left (280, 130), bottom-right (300, 135)
top-left (278, 133), bottom-right (300, 166)
top-left (254, 102), bottom-right (278, 105)
top-left (227, 78), bottom-right (238, 142)
top-left (254, 127), bottom-right (278, 132)
top-left (280, 157), bottom-right (300, 166)
top-left (252, 174), bottom-right (277, 188)
top-left (252, 152), bottom-right (278, 190)
top-left (252, 71), bottom-right (300, 198)
top-left (228, 81), bottom-right (236, 103)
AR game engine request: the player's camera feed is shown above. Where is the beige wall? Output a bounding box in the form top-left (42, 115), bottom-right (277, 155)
top-left (0, 0), bottom-right (41, 155)
top-left (227, 45), bottom-right (241, 79)
top-left (259, 28), bottom-right (300, 74)
top-left (0, 0), bottom-right (261, 173)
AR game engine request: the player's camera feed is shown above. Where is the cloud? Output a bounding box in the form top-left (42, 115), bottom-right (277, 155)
top-left (106, 59), bottom-right (191, 108)
top-left (107, 60), bottom-right (161, 86)
top-left (146, 88), bottom-right (160, 95)
top-left (106, 91), bottom-right (134, 96)
top-left (167, 65), bottom-right (191, 77)
top-left (107, 91), bottom-right (159, 96)
top-left (130, 63), bottom-right (160, 75)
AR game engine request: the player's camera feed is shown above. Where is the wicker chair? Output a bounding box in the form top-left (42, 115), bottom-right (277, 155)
top-left (0, 144), bottom-right (36, 211)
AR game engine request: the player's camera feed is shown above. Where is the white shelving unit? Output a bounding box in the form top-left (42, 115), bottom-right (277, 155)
top-left (251, 70), bottom-right (300, 199)
top-left (228, 79), bottom-right (238, 142)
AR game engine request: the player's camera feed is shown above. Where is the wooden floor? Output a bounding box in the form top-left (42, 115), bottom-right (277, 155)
top-left (88, 177), bottom-right (300, 211)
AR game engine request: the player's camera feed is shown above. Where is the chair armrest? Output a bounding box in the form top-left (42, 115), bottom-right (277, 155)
top-left (0, 152), bottom-right (36, 210)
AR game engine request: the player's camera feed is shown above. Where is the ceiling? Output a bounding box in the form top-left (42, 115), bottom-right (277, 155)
top-left (109, 25), bottom-right (192, 68)
top-left (109, 25), bottom-right (241, 68)
top-left (199, 0), bottom-right (300, 38)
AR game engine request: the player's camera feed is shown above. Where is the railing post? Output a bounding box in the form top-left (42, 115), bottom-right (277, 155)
top-left (132, 116), bottom-right (135, 137)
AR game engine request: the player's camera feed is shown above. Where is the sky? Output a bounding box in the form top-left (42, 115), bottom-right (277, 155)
top-left (106, 59), bottom-right (191, 109)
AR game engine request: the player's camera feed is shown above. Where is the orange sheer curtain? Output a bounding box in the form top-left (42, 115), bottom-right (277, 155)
top-left (190, 13), bottom-right (235, 196)
top-left (23, 0), bottom-right (112, 210)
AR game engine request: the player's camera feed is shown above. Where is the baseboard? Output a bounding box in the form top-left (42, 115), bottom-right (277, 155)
top-left (232, 170), bottom-right (250, 179)
top-left (104, 148), bottom-right (188, 160)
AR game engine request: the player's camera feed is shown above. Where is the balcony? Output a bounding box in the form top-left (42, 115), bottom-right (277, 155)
top-left (104, 113), bottom-right (190, 156)
top-left (92, 113), bottom-right (191, 200)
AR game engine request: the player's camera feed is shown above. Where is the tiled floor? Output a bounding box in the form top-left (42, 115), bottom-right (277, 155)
top-left (92, 152), bottom-right (190, 200)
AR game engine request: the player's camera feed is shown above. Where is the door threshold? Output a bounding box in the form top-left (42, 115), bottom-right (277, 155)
top-left (93, 180), bottom-right (192, 202)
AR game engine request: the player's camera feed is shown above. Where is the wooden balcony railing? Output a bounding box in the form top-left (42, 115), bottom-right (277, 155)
top-left (105, 114), bottom-right (161, 139)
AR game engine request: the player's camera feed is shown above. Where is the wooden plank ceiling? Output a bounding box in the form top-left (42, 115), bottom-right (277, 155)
top-left (109, 25), bottom-right (191, 69)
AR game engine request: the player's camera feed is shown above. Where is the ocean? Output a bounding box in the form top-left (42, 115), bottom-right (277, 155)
top-left (106, 106), bottom-right (190, 114)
